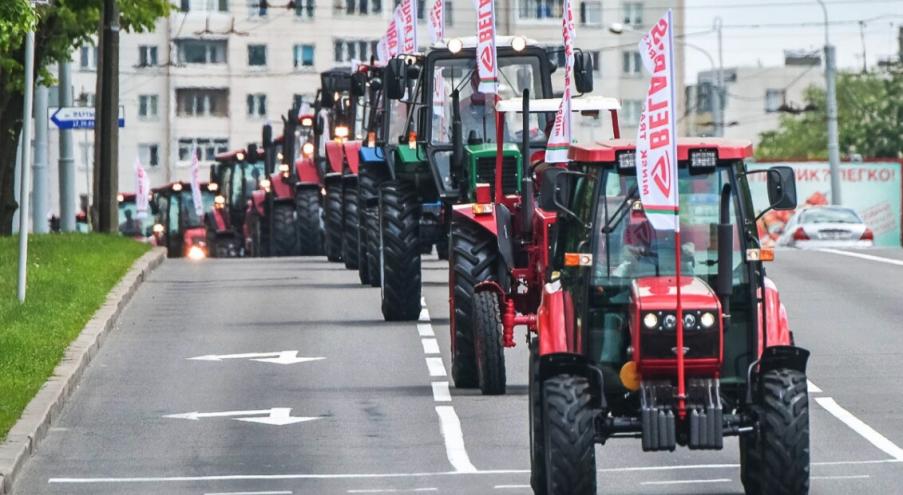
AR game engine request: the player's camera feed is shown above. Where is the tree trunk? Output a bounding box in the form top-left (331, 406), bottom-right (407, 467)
top-left (0, 93), bottom-right (24, 235)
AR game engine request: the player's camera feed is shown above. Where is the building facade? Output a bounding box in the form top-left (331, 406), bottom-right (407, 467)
top-left (42, 0), bottom-right (684, 217)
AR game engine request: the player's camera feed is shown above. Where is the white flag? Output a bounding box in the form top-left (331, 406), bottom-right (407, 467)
top-left (397, 0), bottom-right (418, 54)
top-left (378, 8), bottom-right (400, 63)
top-left (429, 0), bottom-right (448, 140)
top-left (134, 157), bottom-right (149, 219)
top-left (190, 147), bottom-right (204, 217)
top-left (428, 0), bottom-right (445, 43)
top-left (544, 0), bottom-right (576, 164)
top-left (472, 0), bottom-right (499, 94)
top-left (635, 10), bottom-right (679, 231)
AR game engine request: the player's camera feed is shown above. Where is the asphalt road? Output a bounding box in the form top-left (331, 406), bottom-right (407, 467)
top-left (12, 248), bottom-right (903, 494)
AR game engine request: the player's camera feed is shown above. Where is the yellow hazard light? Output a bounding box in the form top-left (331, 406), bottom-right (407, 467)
top-left (620, 361), bottom-right (641, 391)
top-left (472, 203), bottom-right (494, 215)
top-left (746, 248), bottom-right (775, 262)
top-left (563, 252), bottom-right (593, 267)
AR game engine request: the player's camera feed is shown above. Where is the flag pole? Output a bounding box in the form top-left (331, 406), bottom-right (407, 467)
top-left (675, 227), bottom-right (686, 418)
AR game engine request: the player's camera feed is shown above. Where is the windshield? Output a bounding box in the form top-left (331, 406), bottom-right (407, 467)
top-left (230, 162), bottom-right (266, 205)
top-left (592, 167), bottom-right (742, 286)
top-left (430, 55), bottom-right (547, 145)
top-left (800, 207), bottom-right (861, 224)
top-left (177, 190), bottom-right (215, 229)
top-left (118, 201), bottom-right (143, 236)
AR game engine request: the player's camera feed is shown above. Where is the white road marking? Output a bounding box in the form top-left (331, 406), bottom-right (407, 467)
top-left (419, 307), bottom-right (431, 322)
top-left (421, 338), bottom-right (440, 355)
top-left (640, 478), bottom-right (731, 486)
top-left (164, 408), bottom-right (319, 426)
top-left (819, 249), bottom-right (903, 267)
top-left (816, 397), bottom-right (903, 460)
top-left (435, 406), bottom-right (478, 473)
top-left (494, 485), bottom-right (531, 489)
top-left (812, 475), bottom-right (871, 480)
top-left (808, 380), bottom-right (822, 393)
top-left (47, 459), bottom-right (903, 484)
top-left (417, 324), bottom-right (434, 337)
top-left (425, 357), bottom-right (447, 377)
top-left (431, 382), bottom-right (451, 402)
top-left (205, 492), bottom-right (292, 495)
top-left (188, 351), bottom-right (324, 366)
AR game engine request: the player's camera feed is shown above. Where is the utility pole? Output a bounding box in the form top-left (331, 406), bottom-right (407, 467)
top-left (817, 0), bottom-right (842, 205)
top-left (33, 85), bottom-right (49, 233)
top-left (58, 61), bottom-right (76, 232)
top-left (17, 30), bottom-right (36, 302)
top-left (94, 0), bottom-right (120, 232)
top-left (713, 17), bottom-right (724, 137)
top-left (263, 123), bottom-right (274, 257)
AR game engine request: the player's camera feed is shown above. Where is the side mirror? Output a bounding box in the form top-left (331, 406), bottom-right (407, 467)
top-left (320, 90), bottom-right (335, 109)
top-left (350, 71), bottom-right (368, 97)
top-left (385, 58), bottom-right (406, 100)
top-left (538, 168), bottom-right (565, 211)
top-left (149, 197), bottom-right (159, 215)
top-left (767, 166), bottom-right (797, 210)
top-left (247, 143), bottom-right (259, 162)
top-left (573, 51), bottom-right (594, 94)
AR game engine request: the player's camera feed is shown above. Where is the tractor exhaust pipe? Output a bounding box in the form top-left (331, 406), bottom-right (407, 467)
top-left (452, 89), bottom-right (463, 191)
top-left (521, 89), bottom-right (534, 237)
top-left (716, 184), bottom-right (733, 319)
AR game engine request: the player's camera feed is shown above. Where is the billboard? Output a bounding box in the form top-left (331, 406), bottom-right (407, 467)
top-left (748, 161), bottom-right (902, 247)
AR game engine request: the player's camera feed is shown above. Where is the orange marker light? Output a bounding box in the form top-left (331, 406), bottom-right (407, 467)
top-left (563, 252), bottom-right (593, 267)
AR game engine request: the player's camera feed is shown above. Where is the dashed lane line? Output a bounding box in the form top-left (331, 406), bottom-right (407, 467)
top-left (819, 249), bottom-right (903, 267)
top-left (812, 475), bottom-right (871, 480)
top-left (816, 397), bottom-right (903, 461)
top-left (431, 381), bottom-right (452, 402)
top-left (417, 324), bottom-right (435, 337)
top-left (494, 485), bottom-right (530, 490)
top-left (435, 406), bottom-right (478, 473)
top-left (807, 380), bottom-right (822, 393)
top-left (421, 338), bottom-right (440, 355)
top-left (425, 357), bottom-right (448, 377)
top-left (205, 492), bottom-right (292, 495)
top-left (347, 489), bottom-right (437, 493)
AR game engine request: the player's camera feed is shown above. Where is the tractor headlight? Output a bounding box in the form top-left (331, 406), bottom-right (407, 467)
top-left (683, 313), bottom-right (697, 329)
top-left (172, 183), bottom-right (183, 192)
top-left (512, 36), bottom-right (528, 52)
top-left (643, 312), bottom-right (659, 330)
top-left (301, 117), bottom-right (313, 127)
top-left (700, 312), bottom-right (716, 328)
top-left (259, 178), bottom-right (271, 192)
top-left (447, 38), bottom-right (464, 54)
top-left (690, 150), bottom-right (717, 169)
top-left (152, 223), bottom-right (165, 234)
top-left (214, 195), bottom-right (226, 208)
top-left (207, 183), bottom-right (219, 192)
top-left (279, 163), bottom-right (290, 174)
top-left (116, 193), bottom-right (124, 202)
top-left (236, 152), bottom-right (245, 161)
top-left (277, 152), bottom-right (284, 162)
top-left (335, 126), bottom-right (350, 139)
top-left (187, 245), bottom-right (206, 261)
top-left (302, 142), bottom-right (314, 156)
top-left (663, 313), bottom-right (677, 330)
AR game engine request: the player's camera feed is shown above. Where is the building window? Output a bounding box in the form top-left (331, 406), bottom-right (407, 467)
top-left (178, 138), bottom-right (229, 162)
top-left (79, 45), bottom-right (97, 70)
top-left (293, 94), bottom-right (314, 112)
top-left (294, 0), bottom-right (315, 18)
top-left (340, 0), bottom-right (383, 14)
top-left (623, 2), bottom-right (642, 26)
top-left (138, 46), bottom-right (158, 67)
top-left (139, 144), bottom-right (160, 167)
top-left (518, 0), bottom-right (563, 20)
top-left (621, 99), bottom-right (642, 124)
top-left (622, 50), bottom-right (642, 75)
top-left (334, 39), bottom-right (379, 64)
top-left (247, 93), bottom-right (267, 118)
top-left (765, 89), bottom-right (785, 113)
top-left (176, 88), bottom-right (229, 117)
top-left (177, 40), bottom-right (227, 64)
top-left (138, 95), bottom-right (158, 119)
top-left (180, 0), bottom-right (228, 12)
top-left (248, 44), bottom-right (267, 67)
top-left (580, 1), bottom-right (602, 25)
top-left (248, 0), bottom-right (267, 16)
top-left (293, 44), bottom-right (315, 69)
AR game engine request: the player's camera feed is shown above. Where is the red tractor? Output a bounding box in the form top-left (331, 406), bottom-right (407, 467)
top-left (208, 146), bottom-right (266, 257)
top-left (506, 139), bottom-right (806, 494)
top-left (150, 181), bottom-right (217, 259)
top-left (290, 112), bottom-right (325, 255)
top-left (117, 192), bottom-right (150, 240)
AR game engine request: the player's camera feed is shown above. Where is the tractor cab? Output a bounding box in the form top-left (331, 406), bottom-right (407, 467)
top-left (526, 138), bottom-right (809, 494)
top-left (212, 146), bottom-right (267, 232)
top-left (116, 192), bottom-right (148, 239)
top-left (150, 181), bottom-right (217, 259)
top-left (313, 68), bottom-right (364, 178)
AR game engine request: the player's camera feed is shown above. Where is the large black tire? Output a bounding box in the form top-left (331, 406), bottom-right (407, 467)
top-left (271, 202), bottom-right (300, 256)
top-left (543, 374), bottom-right (597, 495)
top-left (529, 340), bottom-right (547, 495)
top-left (358, 166), bottom-right (389, 286)
top-left (379, 181), bottom-right (421, 321)
top-left (295, 188), bottom-right (323, 255)
top-left (741, 368), bottom-right (810, 495)
top-left (364, 208), bottom-right (381, 287)
top-left (324, 185), bottom-right (343, 262)
top-left (342, 184), bottom-right (359, 269)
top-left (449, 219), bottom-right (497, 389)
top-left (473, 291), bottom-right (506, 395)
top-left (213, 236), bottom-right (240, 258)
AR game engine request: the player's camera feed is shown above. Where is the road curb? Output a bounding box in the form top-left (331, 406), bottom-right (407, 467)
top-left (0, 247), bottom-right (167, 495)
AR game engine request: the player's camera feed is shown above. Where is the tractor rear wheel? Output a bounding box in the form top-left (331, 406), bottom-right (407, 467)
top-left (740, 368), bottom-right (810, 495)
top-left (358, 166), bottom-right (389, 287)
top-left (324, 185), bottom-right (343, 262)
top-left (379, 181), bottom-right (421, 321)
top-left (364, 208), bottom-right (381, 287)
top-left (213, 236), bottom-right (240, 258)
top-left (342, 184), bottom-right (359, 269)
top-left (449, 219), bottom-right (497, 389)
top-left (271, 202), bottom-right (300, 256)
top-left (473, 291), bottom-right (505, 395)
top-left (295, 188), bottom-right (323, 255)
top-left (543, 374), bottom-right (597, 495)
top-left (529, 340), bottom-right (547, 495)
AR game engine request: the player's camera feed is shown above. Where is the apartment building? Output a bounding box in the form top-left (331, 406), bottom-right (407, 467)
top-left (43, 0), bottom-right (684, 213)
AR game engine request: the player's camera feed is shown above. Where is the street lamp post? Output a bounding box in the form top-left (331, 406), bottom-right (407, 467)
top-left (816, 0), bottom-right (843, 205)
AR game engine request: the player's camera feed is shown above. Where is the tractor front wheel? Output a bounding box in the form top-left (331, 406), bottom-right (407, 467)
top-left (324, 185), bottom-right (343, 262)
top-left (473, 291), bottom-right (505, 395)
top-left (529, 340), bottom-right (546, 495)
top-left (379, 181), bottom-right (421, 321)
top-left (271, 202), bottom-right (301, 256)
top-left (542, 374), bottom-right (597, 495)
top-left (295, 188), bottom-right (323, 255)
top-left (213, 236), bottom-right (240, 258)
top-left (740, 368), bottom-right (810, 495)
top-left (342, 184), bottom-right (360, 269)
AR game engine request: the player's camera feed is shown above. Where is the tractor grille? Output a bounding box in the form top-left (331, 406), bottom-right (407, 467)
top-left (475, 156), bottom-right (519, 196)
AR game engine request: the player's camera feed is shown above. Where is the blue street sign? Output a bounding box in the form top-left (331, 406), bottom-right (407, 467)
top-left (49, 106), bottom-right (125, 130)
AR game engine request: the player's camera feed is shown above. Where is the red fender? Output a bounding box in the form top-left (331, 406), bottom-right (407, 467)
top-left (270, 172), bottom-right (294, 200)
top-left (250, 190), bottom-right (266, 217)
top-left (181, 227), bottom-right (207, 256)
top-left (212, 207), bottom-right (230, 231)
top-left (758, 277), bottom-right (793, 353)
top-left (295, 157), bottom-right (319, 185)
top-left (325, 141), bottom-right (344, 174)
top-left (343, 140), bottom-right (362, 175)
top-left (536, 280), bottom-right (577, 356)
top-left (451, 204), bottom-right (497, 236)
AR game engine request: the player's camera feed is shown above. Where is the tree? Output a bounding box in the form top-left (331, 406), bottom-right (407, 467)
top-left (0, 0), bottom-right (170, 235)
top-left (757, 70), bottom-right (903, 161)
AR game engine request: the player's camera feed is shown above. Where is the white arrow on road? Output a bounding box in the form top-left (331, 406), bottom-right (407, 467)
top-left (187, 351), bottom-right (324, 365)
top-left (164, 408), bottom-right (319, 426)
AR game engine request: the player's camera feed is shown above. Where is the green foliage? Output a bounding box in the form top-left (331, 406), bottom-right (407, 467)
top-left (0, 234), bottom-right (150, 439)
top-left (757, 71), bottom-right (903, 160)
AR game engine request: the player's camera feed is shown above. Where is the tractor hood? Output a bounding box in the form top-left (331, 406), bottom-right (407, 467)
top-left (464, 142), bottom-right (520, 159)
top-left (631, 276), bottom-right (720, 311)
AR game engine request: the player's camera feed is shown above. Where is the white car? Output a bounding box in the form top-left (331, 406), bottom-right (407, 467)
top-left (776, 206), bottom-right (874, 248)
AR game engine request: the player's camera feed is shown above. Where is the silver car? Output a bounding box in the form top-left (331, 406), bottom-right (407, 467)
top-left (776, 206), bottom-right (874, 248)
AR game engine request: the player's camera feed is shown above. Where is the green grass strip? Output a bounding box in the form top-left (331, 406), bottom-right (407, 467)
top-left (0, 234), bottom-right (149, 440)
